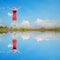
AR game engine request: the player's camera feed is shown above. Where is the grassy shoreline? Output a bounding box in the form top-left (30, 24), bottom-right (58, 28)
top-left (0, 26), bottom-right (60, 33)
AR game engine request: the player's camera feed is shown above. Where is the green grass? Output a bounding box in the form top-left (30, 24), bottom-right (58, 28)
top-left (17, 28), bottom-right (60, 32)
top-left (0, 26), bottom-right (60, 34)
top-left (0, 26), bottom-right (9, 33)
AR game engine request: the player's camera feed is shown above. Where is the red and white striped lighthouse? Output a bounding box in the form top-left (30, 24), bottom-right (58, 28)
top-left (12, 8), bottom-right (17, 27)
top-left (12, 8), bottom-right (17, 20)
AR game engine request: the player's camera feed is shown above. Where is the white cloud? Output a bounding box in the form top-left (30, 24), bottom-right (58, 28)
top-left (20, 20), bottom-right (31, 28)
top-left (8, 43), bottom-right (12, 48)
top-left (10, 20), bottom-right (31, 28)
top-left (35, 33), bottom-right (51, 41)
top-left (9, 32), bottom-right (60, 42)
top-left (34, 32), bottom-right (60, 42)
top-left (10, 18), bottom-right (60, 28)
top-left (11, 21), bottom-right (19, 28)
top-left (0, 24), bottom-right (3, 26)
top-left (34, 18), bottom-right (60, 28)
top-left (20, 32), bottom-right (31, 40)
top-left (11, 32), bottom-right (18, 39)
top-left (8, 12), bottom-right (12, 16)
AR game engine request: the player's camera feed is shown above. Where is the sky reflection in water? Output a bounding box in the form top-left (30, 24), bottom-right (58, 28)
top-left (0, 32), bottom-right (60, 60)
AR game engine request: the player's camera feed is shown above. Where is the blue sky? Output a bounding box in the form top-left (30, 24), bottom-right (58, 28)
top-left (0, 0), bottom-right (60, 26)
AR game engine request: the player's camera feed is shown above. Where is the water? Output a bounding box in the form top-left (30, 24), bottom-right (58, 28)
top-left (0, 32), bottom-right (60, 60)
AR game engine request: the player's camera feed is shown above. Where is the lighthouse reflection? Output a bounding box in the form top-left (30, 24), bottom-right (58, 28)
top-left (11, 33), bottom-right (18, 53)
top-left (12, 35), bottom-right (17, 53)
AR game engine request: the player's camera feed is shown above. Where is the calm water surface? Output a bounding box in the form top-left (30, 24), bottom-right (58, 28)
top-left (0, 32), bottom-right (60, 60)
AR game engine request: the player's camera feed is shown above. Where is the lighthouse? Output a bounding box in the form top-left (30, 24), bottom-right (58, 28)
top-left (12, 8), bottom-right (17, 27)
top-left (12, 39), bottom-right (17, 53)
